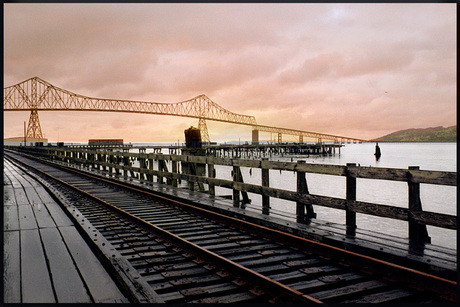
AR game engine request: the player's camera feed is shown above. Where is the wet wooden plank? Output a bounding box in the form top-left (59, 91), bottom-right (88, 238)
top-left (180, 282), bottom-right (239, 297)
top-left (59, 226), bottom-right (128, 303)
top-left (40, 227), bottom-right (92, 303)
top-left (3, 183), bottom-right (16, 206)
top-left (3, 231), bottom-right (21, 303)
top-left (289, 272), bottom-right (364, 292)
top-left (31, 182), bottom-right (61, 203)
top-left (342, 288), bottom-right (415, 303)
top-left (311, 279), bottom-right (388, 301)
top-left (237, 253), bottom-right (306, 268)
top-left (3, 203), bottom-right (20, 231)
top-left (23, 185), bottom-right (42, 204)
top-left (21, 229), bottom-right (56, 303)
top-left (42, 201), bottom-right (74, 227)
top-left (149, 274), bottom-right (221, 292)
top-left (190, 291), bottom-right (258, 303)
top-left (31, 202), bottom-right (57, 229)
top-left (18, 205), bottom-right (38, 230)
top-left (4, 171), bottom-right (23, 189)
top-left (13, 186), bottom-right (29, 205)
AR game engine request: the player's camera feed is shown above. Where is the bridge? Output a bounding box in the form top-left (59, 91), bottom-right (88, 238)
top-left (4, 77), bottom-right (367, 143)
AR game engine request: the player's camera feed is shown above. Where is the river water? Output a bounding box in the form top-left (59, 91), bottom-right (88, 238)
top-left (132, 142), bottom-right (457, 250)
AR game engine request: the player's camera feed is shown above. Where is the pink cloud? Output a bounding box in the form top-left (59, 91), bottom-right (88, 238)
top-left (3, 3), bottom-right (456, 142)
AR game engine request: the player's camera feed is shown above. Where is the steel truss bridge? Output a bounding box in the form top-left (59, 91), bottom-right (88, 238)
top-left (4, 77), bottom-right (367, 143)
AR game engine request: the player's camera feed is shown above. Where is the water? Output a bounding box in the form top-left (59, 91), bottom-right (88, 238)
top-left (131, 142), bottom-right (457, 250)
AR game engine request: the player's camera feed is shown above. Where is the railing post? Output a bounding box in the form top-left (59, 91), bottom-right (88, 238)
top-left (232, 165), bottom-right (240, 207)
top-left (115, 153), bottom-right (120, 176)
top-left (101, 152), bottom-right (107, 172)
top-left (408, 166), bottom-right (431, 243)
top-left (171, 159), bottom-right (178, 187)
top-left (138, 149), bottom-right (146, 181)
top-left (157, 154), bottom-right (164, 184)
top-left (91, 151), bottom-right (96, 169)
top-left (346, 163), bottom-right (357, 236)
top-left (147, 155), bottom-right (153, 182)
top-left (208, 161), bottom-right (215, 196)
top-left (261, 158), bottom-right (270, 215)
top-left (122, 151), bottom-right (129, 179)
top-left (296, 160), bottom-right (316, 224)
top-left (108, 152), bottom-right (113, 176)
top-left (95, 151), bottom-right (100, 171)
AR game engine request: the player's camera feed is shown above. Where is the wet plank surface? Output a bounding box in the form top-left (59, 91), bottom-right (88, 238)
top-left (20, 229), bottom-right (56, 303)
top-left (59, 226), bottom-right (129, 303)
top-left (40, 227), bottom-right (92, 303)
top-left (3, 160), bottom-right (128, 303)
top-left (3, 231), bottom-right (21, 303)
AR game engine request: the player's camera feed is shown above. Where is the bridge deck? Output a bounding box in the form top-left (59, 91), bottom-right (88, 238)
top-left (3, 159), bottom-right (129, 303)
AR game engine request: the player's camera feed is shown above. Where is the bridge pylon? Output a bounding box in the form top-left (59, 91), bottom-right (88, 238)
top-left (26, 110), bottom-right (44, 139)
top-left (198, 118), bottom-right (210, 144)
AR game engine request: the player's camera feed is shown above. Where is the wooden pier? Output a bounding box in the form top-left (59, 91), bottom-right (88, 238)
top-left (9, 145), bottom-right (456, 244)
top-left (3, 147), bottom-right (457, 303)
top-left (3, 159), bottom-right (129, 303)
top-left (64, 142), bottom-right (342, 158)
top-left (205, 143), bottom-right (342, 159)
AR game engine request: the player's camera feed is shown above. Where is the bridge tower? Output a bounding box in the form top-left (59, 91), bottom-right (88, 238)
top-left (26, 110), bottom-right (44, 138)
top-left (198, 118), bottom-right (210, 144)
top-left (26, 78), bottom-right (44, 138)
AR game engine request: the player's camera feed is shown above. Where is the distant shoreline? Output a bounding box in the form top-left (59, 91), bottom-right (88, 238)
top-left (373, 126), bottom-right (456, 143)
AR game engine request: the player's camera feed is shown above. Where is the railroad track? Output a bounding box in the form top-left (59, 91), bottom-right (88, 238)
top-left (4, 151), bottom-right (457, 304)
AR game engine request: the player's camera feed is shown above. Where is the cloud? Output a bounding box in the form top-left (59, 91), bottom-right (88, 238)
top-left (3, 3), bottom-right (456, 142)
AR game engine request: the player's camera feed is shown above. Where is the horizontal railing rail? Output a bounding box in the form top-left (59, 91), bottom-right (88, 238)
top-left (8, 146), bottom-right (456, 243)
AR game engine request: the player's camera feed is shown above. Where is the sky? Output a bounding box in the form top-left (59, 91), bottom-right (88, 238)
top-left (3, 3), bottom-right (457, 143)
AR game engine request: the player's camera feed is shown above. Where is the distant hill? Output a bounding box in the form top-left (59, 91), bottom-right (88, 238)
top-left (374, 126), bottom-right (456, 142)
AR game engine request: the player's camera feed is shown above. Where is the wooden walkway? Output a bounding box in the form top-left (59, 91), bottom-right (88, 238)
top-left (3, 155), bottom-right (456, 303)
top-left (3, 159), bottom-right (128, 303)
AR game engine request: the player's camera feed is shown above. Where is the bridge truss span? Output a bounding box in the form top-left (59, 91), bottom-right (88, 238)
top-left (3, 77), bottom-right (257, 132)
top-left (4, 77), bottom-right (367, 143)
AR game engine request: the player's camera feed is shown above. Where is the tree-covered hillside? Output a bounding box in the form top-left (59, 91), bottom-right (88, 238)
top-left (374, 126), bottom-right (456, 142)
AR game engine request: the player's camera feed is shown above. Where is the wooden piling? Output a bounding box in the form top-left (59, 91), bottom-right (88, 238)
top-left (408, 166), bottom-right (431, 243)
top-left (296, 160), bottom-right (315, 224)
top-left (208, 163), bottom-right (215, 196)
top-left (346, 163), bottom-right (357, 236)
top-left (232, 166), bottom-right (240, 207)
top-left (261, 159), bottom-right (270, 215)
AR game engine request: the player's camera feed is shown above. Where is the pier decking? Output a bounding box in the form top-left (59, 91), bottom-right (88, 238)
top-left (4, 154), bottom-right (456, 302)
top-left (3, 159), bottom-right (129, 303)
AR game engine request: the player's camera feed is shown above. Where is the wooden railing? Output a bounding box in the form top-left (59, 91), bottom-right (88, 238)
top-left (10, 146), bottom-right (457, 243)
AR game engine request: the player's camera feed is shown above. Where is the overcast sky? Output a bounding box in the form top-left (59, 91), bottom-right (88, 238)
top-left (3, 3), bottom-right (456, 143)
